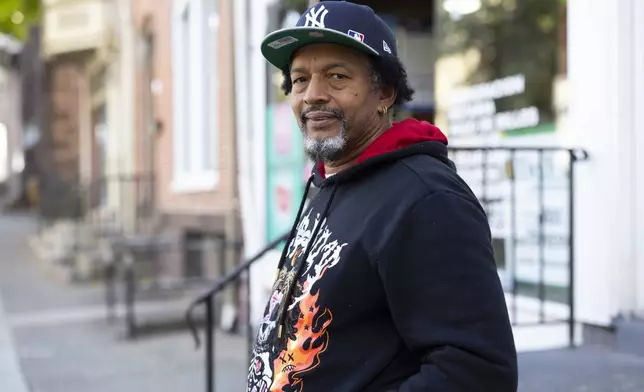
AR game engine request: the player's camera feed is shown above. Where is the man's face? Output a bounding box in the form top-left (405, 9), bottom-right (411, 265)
top-left (289, 43), bottom-right (383, 162)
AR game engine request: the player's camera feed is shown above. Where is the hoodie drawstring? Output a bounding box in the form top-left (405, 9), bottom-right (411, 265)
top-left (275, 176), bottom-right (338, 339)
top-left (275, 174), bottom-right (315, 273)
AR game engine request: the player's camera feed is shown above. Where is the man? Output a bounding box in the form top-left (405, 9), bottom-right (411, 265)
top-left (247, 2), bottom-right (518, 391)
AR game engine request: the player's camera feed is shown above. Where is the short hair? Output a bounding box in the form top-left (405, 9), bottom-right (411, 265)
top-left (280, 54), bottom-right (414, 106)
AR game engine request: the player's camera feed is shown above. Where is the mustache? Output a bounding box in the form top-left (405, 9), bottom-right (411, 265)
top-left (301, 107), bottom-right (344, 124)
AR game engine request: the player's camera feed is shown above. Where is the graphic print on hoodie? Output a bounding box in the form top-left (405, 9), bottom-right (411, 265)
top-left (247, 119), bottom-right (518, 392)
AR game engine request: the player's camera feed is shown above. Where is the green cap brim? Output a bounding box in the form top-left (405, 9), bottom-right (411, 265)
top-left (261, 27), bottom-right (380, 71)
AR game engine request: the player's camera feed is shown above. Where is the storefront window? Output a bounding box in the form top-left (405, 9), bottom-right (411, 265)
top-left (435, 0), bottom-right (567, 142)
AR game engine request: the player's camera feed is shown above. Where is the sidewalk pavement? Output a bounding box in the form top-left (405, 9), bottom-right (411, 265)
top-left (0, 294), bottom-right (30, 392)
top-left (519, 346), bottom-right (644, 392)
top-left (0, 213), bottom-right (247, 392)
top-left (2, 213), bottom-right (644, 391)
top-left (0, 212), bottom-right (32, 392)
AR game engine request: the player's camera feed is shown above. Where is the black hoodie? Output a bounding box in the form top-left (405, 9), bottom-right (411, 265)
top-left (247, 119), bottom-right (518, 392)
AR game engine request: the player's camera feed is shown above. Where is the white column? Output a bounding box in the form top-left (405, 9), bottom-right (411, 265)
top-left (118, 0), bottom-right (135, 177)
top-left (117, 0), bottom-right (136, 231)
top-left (244, 0), bottom-right (275, 329)
top-left (106, 63), bottom-right (121, 209)
top-left (567, 0), bottom-right (643, 325)
top-left (633, 0), bottom-right (644, 313)
top-left (250, 0), bottom-right (271, 247)
top-left (234, 0), bottom-right (255, 254)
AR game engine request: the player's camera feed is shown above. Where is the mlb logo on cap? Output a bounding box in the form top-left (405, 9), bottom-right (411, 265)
top-left (348, 30), bottom-right (364, 42)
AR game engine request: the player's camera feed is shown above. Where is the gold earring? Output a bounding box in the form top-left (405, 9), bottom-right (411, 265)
top-left (383, 106), bottom-right (388, 115)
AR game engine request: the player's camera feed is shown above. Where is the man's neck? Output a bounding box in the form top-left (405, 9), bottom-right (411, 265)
top-left (324, 120), bottom-right (391, 175)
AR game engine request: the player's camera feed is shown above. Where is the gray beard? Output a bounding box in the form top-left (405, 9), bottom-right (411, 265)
top-left (301, 119), bottom-right (347, 163)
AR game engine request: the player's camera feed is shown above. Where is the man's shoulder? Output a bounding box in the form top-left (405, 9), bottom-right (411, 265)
top-left (356, 153), bottom-right (482, 221)
top-left (391, 154), bottom-right (474, 198)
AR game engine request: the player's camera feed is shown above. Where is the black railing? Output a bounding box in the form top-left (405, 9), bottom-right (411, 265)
top-left (185, 231), bottom-right (290, 392)
top-left (449, 146), bottom-right (588, 347)
top-left (84, 173), bottom-right (156, 235)
top-left (184, 146), bottom-right (588, 392)
top-left (36, 173), bottom-right (155, 235)
top-left (104, 235), bottom-right (226, 338)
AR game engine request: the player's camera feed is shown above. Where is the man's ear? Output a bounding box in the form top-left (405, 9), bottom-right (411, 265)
top-left (380, 85), bottom-right (397, 109)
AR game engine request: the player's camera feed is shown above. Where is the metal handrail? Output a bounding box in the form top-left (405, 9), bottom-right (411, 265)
top-left (185, 231), bottom-right (290, 392)
top-left (449, 146), bottom-right (589, 349)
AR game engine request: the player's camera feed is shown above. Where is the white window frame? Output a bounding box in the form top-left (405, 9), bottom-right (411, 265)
top-left (171, 0), bottom-right (220, 193)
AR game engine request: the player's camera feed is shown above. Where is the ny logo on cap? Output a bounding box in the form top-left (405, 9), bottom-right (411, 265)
top-left (304, 5), bottom-right (328, 28)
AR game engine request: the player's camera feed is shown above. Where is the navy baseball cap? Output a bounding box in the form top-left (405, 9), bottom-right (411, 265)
top-left (261, 1), bottom-right (398, 71)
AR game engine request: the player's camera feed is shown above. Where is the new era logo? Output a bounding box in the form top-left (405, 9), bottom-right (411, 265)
top-left (348, 30), bottom-right (364, 42)
top-left (383, 40), bottom-right (392, 54)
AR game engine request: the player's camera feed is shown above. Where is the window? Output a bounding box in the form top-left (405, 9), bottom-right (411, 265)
top-left (435, 0), bottom-right (566, 141)
top-left (171, 0), bottom-right (219, 192)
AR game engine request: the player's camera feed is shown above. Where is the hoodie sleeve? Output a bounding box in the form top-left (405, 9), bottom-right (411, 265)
top-left (376, 190), bottom-right (518, 392)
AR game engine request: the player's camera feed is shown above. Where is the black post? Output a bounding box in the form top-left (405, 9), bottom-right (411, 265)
top-left (568, 150), bottom-right (577, 348)
top-left (105, 260), bottom-right (116, 323)
top-left (124, 255), bottom-right (137, 338)
top-left (205, 295), bottom-right (215, 392)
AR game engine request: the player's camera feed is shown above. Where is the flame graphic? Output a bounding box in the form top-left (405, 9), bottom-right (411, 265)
top-left (270, 287), bottom-right (332, 392)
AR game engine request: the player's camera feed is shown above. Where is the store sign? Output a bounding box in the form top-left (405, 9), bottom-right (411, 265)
top-left (447, 74), bottom-right (540, 137)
